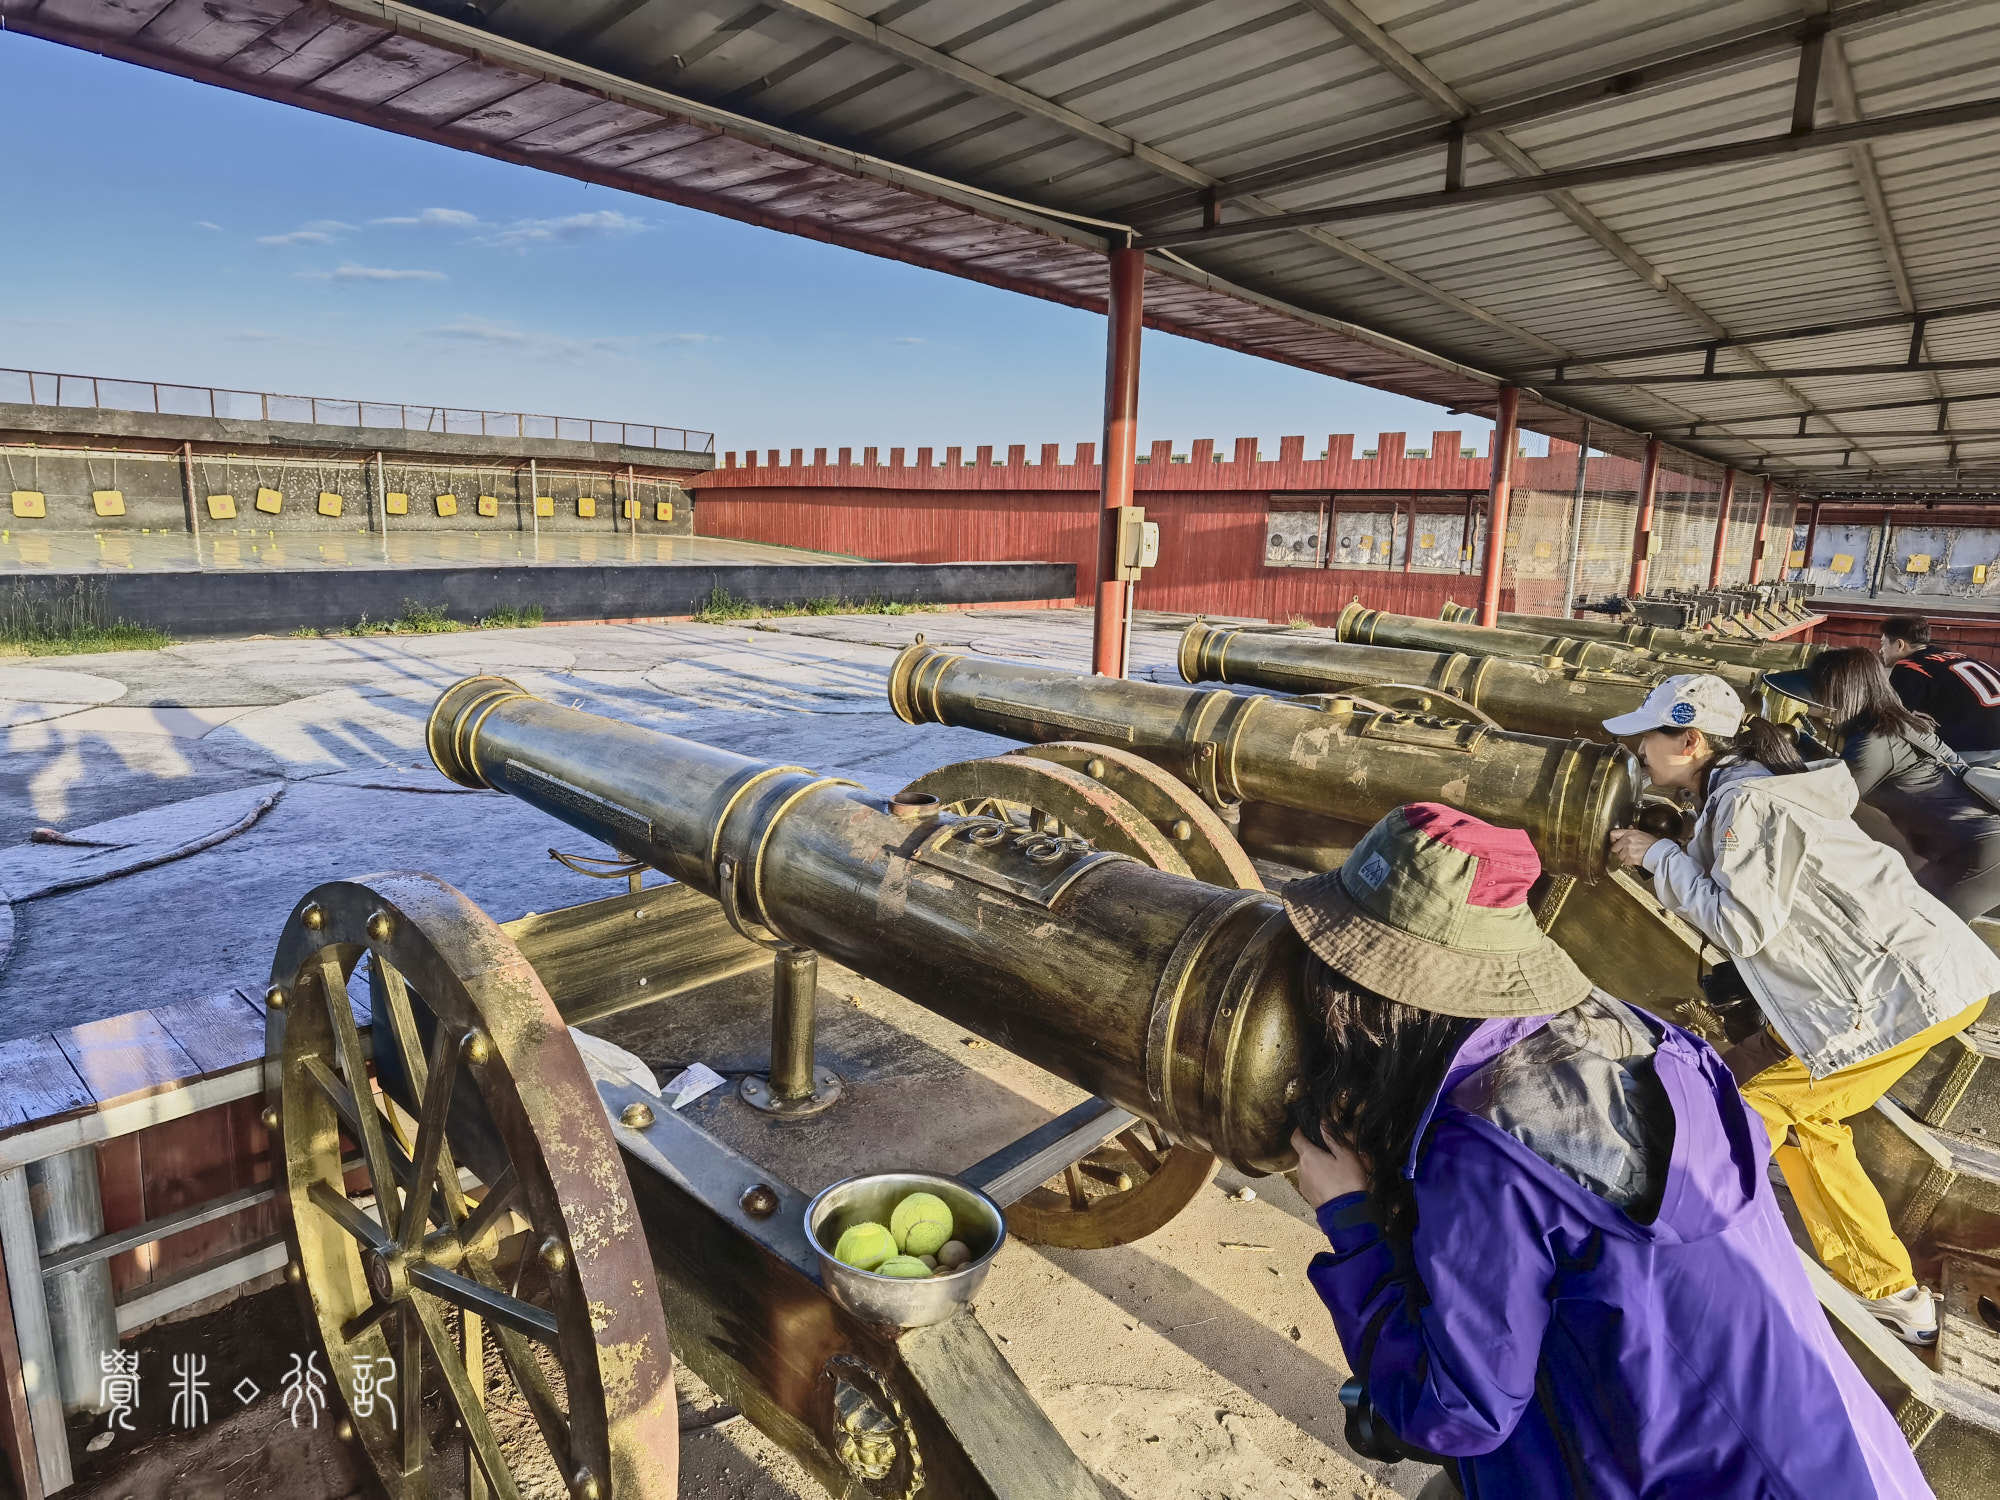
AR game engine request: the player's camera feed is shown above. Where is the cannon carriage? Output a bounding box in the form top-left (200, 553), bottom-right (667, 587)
top-left (264, 674), bottom-right (1323, 1500)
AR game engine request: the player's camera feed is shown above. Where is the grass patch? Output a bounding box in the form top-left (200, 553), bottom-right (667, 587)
top-left (0, 577), bottom-right (170, 657)
top-left (292, 601), bottom-right (545, 638)
top-left (691, 586), bottom-right (940, 625)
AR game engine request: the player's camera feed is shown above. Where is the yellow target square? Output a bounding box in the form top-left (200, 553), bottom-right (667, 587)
top-left (1788, 549), bottom-right (1806, 568)
top-left (255, 487), bottom-right (283, 515)
top-left (1534, 541), bottom-right (1554, 559)
top-left (317, 492), bottom-right (343, 518)
top-left (1830, 553), bottom-right (1854, 575)
top-left (622, 498), bottom-right (640, 521)
top-left (10, 491), bottom-right (45, 519)
top-left (435, 493), bottom-right (459, 518)
top-left (1418, 532), bottom-right (1434, 549)
top-left (477, 494), bottom-right (499, 518)
top-left (577, 496), bottom-right (597, 519)
top-left (1977, 564), bottom-right (1990, 585)
top-left (1906, 553), bottom-right (1932, 574)
top-left (656, 501), bottom-right (674, 523)
top-left (534, 495), bottom-right (555, 518)
top-left (92, 490), bottom-right (125, 517)
top-left (207, 494), bottom-right (237, 520)
top-left (385, 491), bottom-right (409, 516)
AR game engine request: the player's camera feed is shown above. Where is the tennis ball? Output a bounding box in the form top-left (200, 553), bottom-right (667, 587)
top-left (833, 1222), bottom-right (895, 1271)
top-left (891, 1192), bottom-right (955, 1257)
top-left (875, 1255), bottom-right (932, 1279)
top-left (936, 1239), bottom-right (971, 1270)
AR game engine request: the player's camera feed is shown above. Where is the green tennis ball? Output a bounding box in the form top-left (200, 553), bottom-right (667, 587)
top-left (874, 1255), bottom-right (932, 1279)
top-left (891, 1192), bottom-right (955, 1256)
top-left (833, 1222), bottom-right (895, 1271)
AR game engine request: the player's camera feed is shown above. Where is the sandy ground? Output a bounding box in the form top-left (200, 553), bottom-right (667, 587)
top-left (1, 607), bottom-right (1429, 1500)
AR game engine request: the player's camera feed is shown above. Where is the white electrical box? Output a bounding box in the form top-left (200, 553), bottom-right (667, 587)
top-left (1114, 507), bottom-right (1159, 580)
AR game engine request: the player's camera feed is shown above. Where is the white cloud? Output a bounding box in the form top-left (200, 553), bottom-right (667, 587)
top-left (889, 336), bottom-right (926, 345)
top-left (195, 220), bottom-right (223, 232)
top-left (225, 329), bottom-right (284, 343)
top-left (423, 316), bottom-right (644, 360)
top-left (298, 264), bottom-right (449, 283)
top-left (257, 218), bottom-right (356, 247)
top-left (479, 209), bottom-right (652, 249)
top-left (658, 332), bottom-right (720, 345)
top-left (373, 207), bottom-right (482, 228)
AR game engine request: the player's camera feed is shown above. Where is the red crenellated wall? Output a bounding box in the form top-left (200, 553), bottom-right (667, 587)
top-left (692, 432), bottom-right (1648, 621)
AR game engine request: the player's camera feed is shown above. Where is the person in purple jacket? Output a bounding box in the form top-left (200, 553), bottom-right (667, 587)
top-left (1285, 801), bottom-right (1932, 1500)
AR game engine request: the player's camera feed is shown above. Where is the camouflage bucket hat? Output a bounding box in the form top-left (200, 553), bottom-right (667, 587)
top-left (1282, 803), bottom-right (1591, 1018)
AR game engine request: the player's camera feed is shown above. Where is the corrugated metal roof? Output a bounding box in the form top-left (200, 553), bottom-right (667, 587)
top-left (11, 0), bottom-right (2000, 500)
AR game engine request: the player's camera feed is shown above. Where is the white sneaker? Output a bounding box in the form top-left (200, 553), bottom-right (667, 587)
top-left (1865, 1285), bottom-right (1939, 1346)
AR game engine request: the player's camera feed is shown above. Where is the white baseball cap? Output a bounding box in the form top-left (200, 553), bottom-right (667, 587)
top-left (1601, 673), bottom-right (1745, 739)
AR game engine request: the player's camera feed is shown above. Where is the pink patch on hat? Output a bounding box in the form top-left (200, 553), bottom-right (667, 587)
top-left (1398, 802), bottom-right (1543, 909)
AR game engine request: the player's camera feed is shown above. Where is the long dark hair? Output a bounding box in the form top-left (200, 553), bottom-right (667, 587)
top-left (1695, 715), bottom-right (1809, 801)
top-left (1808, 646), bottom-right (1938, 740)
top-left (1292, 957), bottom-right (1474, 1239)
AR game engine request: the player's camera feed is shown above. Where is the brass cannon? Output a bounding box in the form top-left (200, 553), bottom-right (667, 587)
top-left (890, 640), bottom-right (1640, 882)
top-left (1332, 602), bottom-right (1767, 694)
top-left (263, 673), bottom-right (1313, 1500)
top-left (1179, 619), bottom-right (1661, 743)
top-left (1437, 602), bottom-right (1820, 672)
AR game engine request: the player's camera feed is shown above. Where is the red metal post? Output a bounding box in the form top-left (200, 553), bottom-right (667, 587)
top-left (1707, 469), bottom-right (1736, 587)
top-left (1799, 499), bottom-right (1823, 580)
top-left (1476, 387), bottom-right (1520, 626)
top-left (1749, 476), bottom-right (1776, 583)
top-left (1628, 437), bottom-right (1664, 597)
top-left (1092, 245), bottom-right (1145, 677)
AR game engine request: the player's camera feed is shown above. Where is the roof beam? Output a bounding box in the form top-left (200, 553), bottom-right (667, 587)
top-left (1510, 294), bottom-right (2000, 370)
top-left (755, 0), bottom-right (1211, 186)
top-left (1139, 90), bottom-right (2000, 248)
top-left (1693, 392), bottom-right (2000, 428)
top-left (1821, 33), bottom-right (1954, 462)
top-left (1127, 0), bottom-right (1948, 222)
top-left (1547, 357), bottom-right (2000, 387)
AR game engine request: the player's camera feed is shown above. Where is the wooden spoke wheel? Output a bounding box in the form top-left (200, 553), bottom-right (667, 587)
top-left (897, 754), bottom-right (1262, 1249)
top-left (266, 872), bottom-right (677, 1500)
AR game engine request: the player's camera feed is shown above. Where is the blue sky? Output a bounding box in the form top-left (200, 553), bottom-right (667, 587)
top-left (0, 31), bottom-right (1501, 455)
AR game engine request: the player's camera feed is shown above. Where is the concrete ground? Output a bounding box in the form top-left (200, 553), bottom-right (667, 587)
top-left (0, 530), bottom-right (848, 573)
top-left (2, 607), bottom-right (1413, 1500)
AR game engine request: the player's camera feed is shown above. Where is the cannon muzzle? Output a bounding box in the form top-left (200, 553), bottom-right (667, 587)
top-left (891, 641), bottom-right (1639, 881)
top-left (429, 675), bottom-right (1306, 1172)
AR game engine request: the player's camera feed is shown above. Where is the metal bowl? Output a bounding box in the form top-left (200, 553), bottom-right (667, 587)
top-left (805, 1171), bottom-right (1005, 1329)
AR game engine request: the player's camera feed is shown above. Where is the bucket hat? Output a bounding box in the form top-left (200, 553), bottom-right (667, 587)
top-left (1601, 672), bottom-right (1745, 740)
top-left (1283, 803), bottom-right (1591, 1018)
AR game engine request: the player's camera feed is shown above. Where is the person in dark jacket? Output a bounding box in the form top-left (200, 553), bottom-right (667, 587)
top-left (1287, 802), bottom-right (1930, 1500)
top-left (1770, 647), bottom-right (2000, 920)
top-left (1879, 615), bottom-right (2000, 764)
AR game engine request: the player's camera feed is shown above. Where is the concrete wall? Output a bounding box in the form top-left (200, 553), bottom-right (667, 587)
top-left (4, 562), bottom-right (1075, 638)
top-left (2, 443), bottom-right (695, 538)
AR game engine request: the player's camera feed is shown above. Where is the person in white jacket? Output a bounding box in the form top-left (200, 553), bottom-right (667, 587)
top-left (1604, 673), bottom-right (2000, 1345)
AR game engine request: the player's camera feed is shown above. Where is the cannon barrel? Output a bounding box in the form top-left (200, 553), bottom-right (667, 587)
top-left (1334, 602), bottom-right (1764, 694)
top-left (1180, 620), bottom-right (1658, 744)
top-left (427, 675), bottom-right (1304, 1173)
top-left (1438, 601), bottom-right (1819, 671)
top-left (891, 642), bottom-right (1639, 880)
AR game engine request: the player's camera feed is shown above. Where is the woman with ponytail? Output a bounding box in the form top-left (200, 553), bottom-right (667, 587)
top-left (1604, 674), bottom-right (2000, 1345)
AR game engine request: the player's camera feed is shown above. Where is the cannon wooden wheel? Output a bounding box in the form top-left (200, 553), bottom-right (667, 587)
top-left (266, 872), bottom-right (677, 1500)
top-left (896, 757), bottom-right (1261, 1248)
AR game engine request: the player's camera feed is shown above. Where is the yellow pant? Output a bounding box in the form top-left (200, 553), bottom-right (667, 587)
top-left (1740, 1000), bottom-right (1986, 1300)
